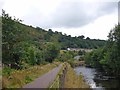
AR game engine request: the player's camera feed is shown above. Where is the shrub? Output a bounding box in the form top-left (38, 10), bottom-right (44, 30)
top-left (3, 67), bottom-right (14, 76)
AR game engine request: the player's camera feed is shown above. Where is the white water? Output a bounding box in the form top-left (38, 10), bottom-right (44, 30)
top-left (74, 66), bottom-right (105, 90)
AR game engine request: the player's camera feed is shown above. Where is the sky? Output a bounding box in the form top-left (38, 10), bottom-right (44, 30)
top-left (1, 0), bottom-right (119, 40)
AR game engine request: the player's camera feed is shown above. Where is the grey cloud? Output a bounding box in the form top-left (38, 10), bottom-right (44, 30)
top-left (118, 1), bottom-right (120, 23)
top-left (21, 1), bottom-right (118, 29)
top-left (98, 2), bottom-right (117, 15)
top-left (42, 2), bottom-right (117, 28)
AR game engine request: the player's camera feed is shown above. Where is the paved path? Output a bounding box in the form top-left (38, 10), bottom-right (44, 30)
top-left (23, 64), bottom-right (62, 88)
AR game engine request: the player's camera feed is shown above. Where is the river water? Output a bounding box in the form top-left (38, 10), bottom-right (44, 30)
top-left (74, 66), bottom-right (120, 90)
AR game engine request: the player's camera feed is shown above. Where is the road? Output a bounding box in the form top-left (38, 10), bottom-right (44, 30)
top-left (23, 64), bottom-right (62, 88)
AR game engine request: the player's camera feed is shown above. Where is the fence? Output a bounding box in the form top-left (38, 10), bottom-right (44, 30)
top-left (49, 63), bottom-right (68, 88)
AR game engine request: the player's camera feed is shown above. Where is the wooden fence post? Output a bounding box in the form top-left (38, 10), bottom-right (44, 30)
top-left (59, 65), bottom-right (68, 88)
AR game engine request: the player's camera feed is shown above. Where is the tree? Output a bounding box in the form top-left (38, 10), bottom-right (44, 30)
top-left (44, 42), bottom-right (60, 63)
top-left (48, 29), bottom-right (53, 35)
top-left (78, 50), bottom-right (85, 55)
top-left (106, 25), bottom-right (120, 75)
top-left (86, 37), bottom-right (90, 40)
top-left (78, 35), bottom-right (85, 39)
top-left (84, 24), bottom-right (120, 75)
top-left (2, 10), bottom-right (21, 65)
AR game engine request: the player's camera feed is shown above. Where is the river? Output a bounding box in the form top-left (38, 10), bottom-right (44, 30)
top-left (74, 66), bottom-right (120, 90)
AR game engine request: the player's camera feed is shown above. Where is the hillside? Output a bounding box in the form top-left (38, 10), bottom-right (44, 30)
top-left (7, 21), bottom-right (106, 50)
top-left (2, 10), bottom-right (106, 67)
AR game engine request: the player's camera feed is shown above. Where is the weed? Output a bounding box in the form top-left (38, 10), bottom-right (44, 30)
top-left (25, 75), bottom-right (32, 84)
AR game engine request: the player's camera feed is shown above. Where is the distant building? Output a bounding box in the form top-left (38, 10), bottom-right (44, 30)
top-left (67, 48), bottom-right (93, 52)
top-left (67, 48), bottom-right (70, 51)
top-left (67, 48), bottom-right (80, 51)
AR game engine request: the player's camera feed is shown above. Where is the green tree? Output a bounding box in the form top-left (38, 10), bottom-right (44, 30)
top-left (44, 42), bottom-right (60, 63)
top-left (2, 10), bottom-right (21, 65)
top-left (78, 35), bottom-right (85, 39)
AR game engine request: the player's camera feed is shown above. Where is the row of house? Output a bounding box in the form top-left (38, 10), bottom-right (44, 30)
top-left (67, 48), bottom-right (93, 52)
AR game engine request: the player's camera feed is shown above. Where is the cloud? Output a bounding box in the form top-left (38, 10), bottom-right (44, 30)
top-left (118, 1), bottom-right (120, 23)
top-left (1, 0), bottom-right (118, 40)
top-left (2, 0), bottom-right (117, 28)
top-left (0, 0), bottom-right (6, 14)
top-left (52, 10), bottom-right (118, 40)
top-left (43, 1), bottom-right (117, 28)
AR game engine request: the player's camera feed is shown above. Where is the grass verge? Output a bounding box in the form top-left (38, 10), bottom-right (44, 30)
top-left (64, 63), bottom-right (90, 88)
top-left (2, 62), bottom-right (60, 88)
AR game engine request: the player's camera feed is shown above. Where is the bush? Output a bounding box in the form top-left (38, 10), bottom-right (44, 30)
top-left (3, 67), bottom-right (14, 76)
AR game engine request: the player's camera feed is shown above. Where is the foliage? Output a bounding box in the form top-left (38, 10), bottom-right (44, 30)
top-left (43, 42), bottom-right (60, 63)
top-left (78, 50), bottom-right (86, 56)
top-left (84, 24), bottom-right (120, 76)
top-left (2, 10), bottom-right (106, 69)
top-left (84, 48), bottom-right (104, 68)
top-left (2, 67), bottom-right (14, 76)
top-left (57, 50), bottom-right (77, 62)
top-left (2, 9), bottom-right (21, 64)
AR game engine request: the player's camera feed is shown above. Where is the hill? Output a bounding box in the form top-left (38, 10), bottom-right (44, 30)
top-left (2, 10), bottom-right (106, 67)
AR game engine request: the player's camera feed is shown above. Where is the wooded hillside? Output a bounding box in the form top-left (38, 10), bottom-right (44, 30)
top-left (2, 10), bottom-right (106, 68)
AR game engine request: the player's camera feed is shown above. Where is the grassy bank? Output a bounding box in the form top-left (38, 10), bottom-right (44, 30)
top-left (2, 62), bottom-right (60, 88)
top-left (64, 64), bottom-right (90, 88)
top-left (0, 68), bottom-right (2, 89)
